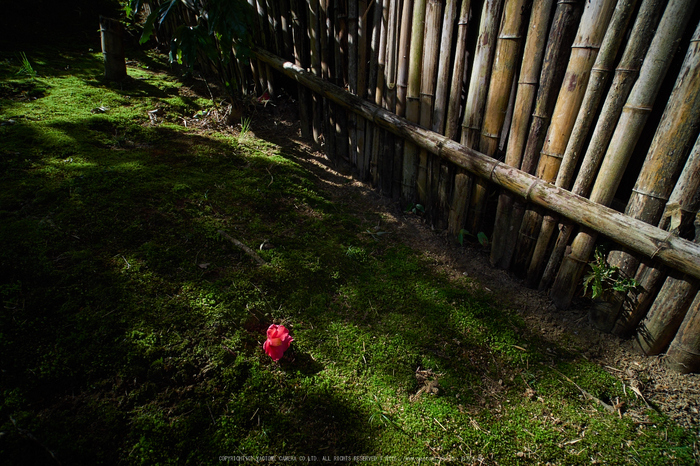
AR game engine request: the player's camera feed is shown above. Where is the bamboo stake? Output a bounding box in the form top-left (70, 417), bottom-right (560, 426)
top-left (367, 0), bottom-right (384, 186)
top-left (433, 0), bottom-right (459, 136)
top-left (372, 0), bottom-right (390, 190)
top-left (356, 0), bottom-right (369, 178)
top-left (348, 0), bottom-right (358, 163)
top-left (445, 0), bottom-right (472, 142)
top-left (607, 20), bottom-right (700, 279)
top-left (508, 0), bottom-right (581, 273)
top-left (280, 0), bottom-right (294, 60)
top-left (267, 0), bottom-right (283, 58)
top-left (637, 245), bottom-right (700, 356)
top-left (623, 134), bottom-right (700, 335)
top-left (460, 0), bottom-right (504, 151)
top-left (609, 25), bottom-right (700, 336)
top-left (255, 46), bottom-right (700, 282)
top-left (550, 0), bottom-right (696, 312)
top-left (396, 0), bottom-right (414, 118)
top-left (256, 0), bottom-right (276, 96)
top-left (666, 288), bottom-right (700, 374)
top-left (290, 0), bottom-right (312, 140)
top-left (385, 0), bottom-right (402, 198)
top-left (448, 0), bottom-right (504, 236)
top-left (320, 0), bottom-right (335, 159)
top-left (445, 0), bottom-right (473, 236)
top-left (308, 0), bottom-right (323, 148)
top-left (515, 0), bottom-right (616, 281)
top-left (539, 0), bottom-right (665, 290)
top-left (526, 0), bottom-right (636, 287)
top-left (401, 0), bottom-right (426, 203)
top-left (432, 0), bottom-right (459, 226)
top-left (468, 0), bottom-right (528, 235)
top-left (416, 0), bottom-right (444, 207)
top-left (491, 0), bottom-right (556, 268)
top-left (333, 0), bottom-right (350, 161)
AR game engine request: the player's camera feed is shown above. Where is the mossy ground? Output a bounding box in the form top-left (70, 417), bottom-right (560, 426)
top-left (0, 46), bottom-right (697, 465)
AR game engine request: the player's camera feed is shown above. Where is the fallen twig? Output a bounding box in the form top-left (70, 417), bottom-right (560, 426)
top-left (217, 230), bottom-right (267, 266)
top-left (551, 368), bottom-right (615, 414)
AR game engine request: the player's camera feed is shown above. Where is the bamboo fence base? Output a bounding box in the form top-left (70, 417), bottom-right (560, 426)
top-left (254, 47), bottom-right (700, 285)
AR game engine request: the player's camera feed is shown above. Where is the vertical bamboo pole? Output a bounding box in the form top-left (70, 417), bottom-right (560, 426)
top-left (539, 0), bottom-right (665, 290)
top-left (433, 0), bottom-right (459, 136)
top-left (395, 0), bottom-right (414, 200)
top-left (550, 0), bottom-right (696, 313)
top-left (290, 0), bottom-right (312, 140)
top-left (445, 0), bottom-right (473, 237)
top-left (256, 0), bottom-right (276, 95)
top-left (267, 0), bottom-right (284, 58)
top-left (633, 136), bottom-right (700, 354)
top-left (280, 0), bottom-right (294, 60)
top-left (666, 288), bottom-right (700, 374)
top-left (505, 0), bottom-right (581, 270)
top-left (615, 133), bottom-right (700, 336)
top-left (355, 0), bottom-right (368, 177)
top-left (333, 0), bottom-right (350, 162)
top-left (637, 251), bottom-right (700, 356)
top-left (491, 0), bottom-right (556, 268)
top-left (371, 0), bottom-right (390, 190)
top-left (444, 0), bottom-right (472, 142)
top-left (348, 0), bottom-right (358, 130)
top-left (607, 20), bottom-right (700, 279)
top-left (432, 0), bottom-right (459, 226)
top-left (384, 0), bottom-right (401, 198)
top-left (401, 0), bottom-right (427, 203)
top-left (468, 0), bottom-right (528, 235)
top-left (308, 0), bottom-right (323, 148)
top-left (514, 0), bottom-right (616, 282)
top-left (416, 0), bottom-right (444, 208)
top-left (365, 0), bottom-right (383, 186)
top-left (665, 282), bottom-right (700, 374)
top-left (448, 0), bottom-right (504, 235)
top-left (526, 0), bottom-right (637, 287)
top-left (396, 0), bottom-right (414, 118)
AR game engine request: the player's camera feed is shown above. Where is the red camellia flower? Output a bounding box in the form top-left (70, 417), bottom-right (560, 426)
top-left (263, 324), bottom-right (293, 361)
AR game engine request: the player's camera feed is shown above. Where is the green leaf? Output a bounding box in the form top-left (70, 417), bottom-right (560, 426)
top-left (477, 232), bottom-right (489, 247)
top-left (139, 9), bottom-right (159, 44)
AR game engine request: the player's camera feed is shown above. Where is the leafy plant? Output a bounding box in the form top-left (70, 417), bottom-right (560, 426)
top-left (458, 229), bottom-right (489, 247)
top-left (404, 203), bottom-right (425, 215)
top-left (583, 247), bottom-right (644, 300)
top-left (126, 0), bottom-right (255, 100)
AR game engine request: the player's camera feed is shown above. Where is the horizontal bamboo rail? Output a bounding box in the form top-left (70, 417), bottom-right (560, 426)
top-left (253, 47), bottom-right (700, 282)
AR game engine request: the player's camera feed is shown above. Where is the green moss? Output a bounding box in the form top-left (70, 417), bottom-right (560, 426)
top-left (0, 47), bottom-right (697, 466)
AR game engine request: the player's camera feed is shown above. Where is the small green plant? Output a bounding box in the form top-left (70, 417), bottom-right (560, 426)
top-left (583, 247), bottom-right (643, 300)
top-left (239, 116), bottom-right (252, 140)
top-left (404, 203), bottom-right (425, 215)
top-left (457, 229), bottom-right (488, 247)
top-left (16, 52), bottom-right (37, 79)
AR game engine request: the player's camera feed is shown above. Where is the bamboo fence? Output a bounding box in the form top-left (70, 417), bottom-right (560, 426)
top-left (144, 0), bottom-right (700, 372)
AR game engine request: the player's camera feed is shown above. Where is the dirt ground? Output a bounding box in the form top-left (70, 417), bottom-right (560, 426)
top-left (197, 93), bottom-right (699, 435)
